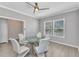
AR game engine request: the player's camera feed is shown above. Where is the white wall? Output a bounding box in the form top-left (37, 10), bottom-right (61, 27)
top-left (39, 9), bottom-right (79, 48)
top-left (24, 18), bottom-right (39, 38)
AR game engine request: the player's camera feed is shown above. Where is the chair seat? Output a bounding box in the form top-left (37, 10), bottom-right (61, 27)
top-left (35, 47), bottom-right (45, 57)
top-left (35, 47), bottom-right (39, 54)
top-left (19, 40), bottom-right (28, 45)
top-left (10, 38), bottom-right (30, 57)
top-left (34, 39), bottom-right (49, 57)
top-left (18, 46), bottom-right (30, 54)
top-left (35, 46), bottom-right (45, 54)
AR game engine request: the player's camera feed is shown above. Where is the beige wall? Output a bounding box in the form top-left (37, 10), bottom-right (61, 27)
top-left (8, 20), bottom-right (24, 39)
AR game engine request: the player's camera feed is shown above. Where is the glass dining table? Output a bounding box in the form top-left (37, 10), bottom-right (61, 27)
top-left (24, 37), bottom-right (40, 45)
top-left (23, 37), bottom-right (40, 56)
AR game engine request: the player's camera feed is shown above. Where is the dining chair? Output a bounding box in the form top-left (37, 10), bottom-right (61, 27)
top-left (18, 34), bottom-right (28, 45)
top-left (34, 38), bottom-right (49, 57)
top-left (9, 38), bottom-right (30, 57)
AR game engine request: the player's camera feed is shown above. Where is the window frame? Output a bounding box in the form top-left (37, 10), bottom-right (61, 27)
top-left (53, 18), bottom-right (65, 38)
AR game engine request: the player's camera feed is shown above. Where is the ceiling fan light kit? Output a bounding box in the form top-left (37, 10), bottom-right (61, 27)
top-left (25, 2), bottom-right (49, 13)
top-left (35, 8), bottom-right (39, 12)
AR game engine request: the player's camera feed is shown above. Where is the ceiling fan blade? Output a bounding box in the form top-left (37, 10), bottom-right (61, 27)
top-left (39, 8), bottom-right (49, 10)
top-left (25, 2), bottom-right (35, 7)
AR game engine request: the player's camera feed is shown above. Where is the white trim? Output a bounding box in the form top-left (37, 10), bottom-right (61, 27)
top-left (0, 41), bottom-right (8, 43)
top-left (0, 5), bottom-right (34, 18)
top-left (49, 40), bottom-right (79, 49)
top-left (0, 16), bottom-right (24, 21)
top-left (53, 18), bottom-right (65, 38)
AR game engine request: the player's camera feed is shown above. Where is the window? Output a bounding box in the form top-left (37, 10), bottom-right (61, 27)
top-left (44, 21), bottom-right (53, 36)
top-left (53, 19), bottom-right (65, 38)
top-left (44, 19), bottom-right (65, 38)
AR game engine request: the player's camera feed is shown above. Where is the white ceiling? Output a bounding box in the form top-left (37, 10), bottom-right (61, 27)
top-left (0, 2), bottom-right (79, 18)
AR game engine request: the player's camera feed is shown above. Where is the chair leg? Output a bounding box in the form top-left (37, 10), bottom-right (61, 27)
top-left (37, 51), bottom-right (48, 57)
top-left (44, 51), bottom-right (48, 57)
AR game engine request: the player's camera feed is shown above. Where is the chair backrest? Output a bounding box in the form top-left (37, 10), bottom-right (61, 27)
top-left (10, 38), bottom-right (20, 53)
top-left (38, 38), bottom-right (49, 53)
top-left (18, 34), bottom-right (24, 43)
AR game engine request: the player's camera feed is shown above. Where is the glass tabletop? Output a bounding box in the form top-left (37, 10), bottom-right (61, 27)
top-left (24, 37), bottom-right (40, 43)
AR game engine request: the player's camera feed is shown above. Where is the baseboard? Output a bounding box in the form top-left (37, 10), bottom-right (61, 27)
top-left (49, 40), bottom-right (79, 49)
top-left (0, 41), bottom-right (8, 43)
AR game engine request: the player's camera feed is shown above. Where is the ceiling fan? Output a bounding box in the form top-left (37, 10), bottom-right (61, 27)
top-left (25, 2), bottom-right (49, 13)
